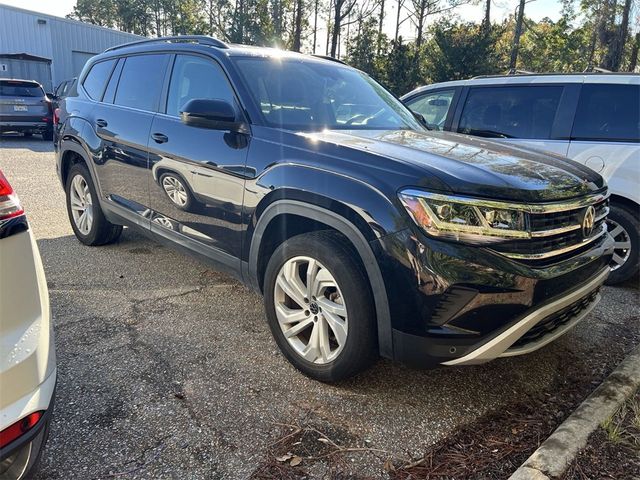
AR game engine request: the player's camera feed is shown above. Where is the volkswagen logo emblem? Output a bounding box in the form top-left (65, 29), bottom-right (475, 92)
top-left (582, 206), bottom-right (596, 238)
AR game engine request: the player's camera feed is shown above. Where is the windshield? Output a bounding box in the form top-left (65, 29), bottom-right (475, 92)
top-left (0, 81), bottom-right (44, 97)
top-left (232, 57), bottom-right (422, 131)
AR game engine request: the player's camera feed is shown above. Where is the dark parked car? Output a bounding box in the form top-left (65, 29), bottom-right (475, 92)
top-left (0, 79), bottom-right (53, 140)
top-left (55, 36), bottom-right (614, 381)
top-left (50, 77), bottom-right (76, 109)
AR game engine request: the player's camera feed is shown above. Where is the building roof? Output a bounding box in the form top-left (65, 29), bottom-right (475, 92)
top-left (0, 52), bottom-right (51, 62)
top-left (0, 3), bottom-right (141, 39)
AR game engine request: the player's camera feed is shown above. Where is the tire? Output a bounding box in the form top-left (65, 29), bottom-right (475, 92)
top-left (42, 129), bottom-right (53, 141)
top-left (605, 202), bottom-right (639, 285)
top-left (23, 132), bottom-right (33, 138)
top-left (159, 172), bottom-right (193, 211)
top-left (65, 162), bottom-right (122, 246)
top-left (263, 231), bottom-right (378, 382)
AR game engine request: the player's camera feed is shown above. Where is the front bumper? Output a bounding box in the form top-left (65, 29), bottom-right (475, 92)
top-left (374, 227), bottom-right (614, 367)
top-left (441, 267), bottom-right (607, 365)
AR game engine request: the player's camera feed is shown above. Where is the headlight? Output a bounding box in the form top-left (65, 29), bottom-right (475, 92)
top-left (398, 189), bottom-right (529, 244)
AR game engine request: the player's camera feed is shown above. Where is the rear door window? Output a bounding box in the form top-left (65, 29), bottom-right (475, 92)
top-left (405, 89), bottom-right (455, 131)
top-left (458, 85), bottom-right (564, 139)
top-left (82, 59), bottom-right (116, 100)
top-left (114, 54), bottom-right (169, 112)
top-left (571, 84), bottom-right (639, 142)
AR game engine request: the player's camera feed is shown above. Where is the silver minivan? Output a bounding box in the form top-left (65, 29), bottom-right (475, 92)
top-left (402, 74), bottom-right (640, 284)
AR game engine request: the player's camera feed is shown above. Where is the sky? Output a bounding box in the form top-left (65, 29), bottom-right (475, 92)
top-left (1, 0), bottom-right (565, 52)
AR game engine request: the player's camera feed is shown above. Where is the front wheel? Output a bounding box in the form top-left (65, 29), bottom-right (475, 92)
top-left (65, 163), bottom-right (122, 246)
top-left (264, 231), bottom-right (378, 382)
top-left (605, 203), bottom-right (639, 285)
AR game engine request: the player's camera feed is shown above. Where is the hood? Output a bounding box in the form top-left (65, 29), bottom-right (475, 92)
top-left (301, 129), bottom-right (605, 202)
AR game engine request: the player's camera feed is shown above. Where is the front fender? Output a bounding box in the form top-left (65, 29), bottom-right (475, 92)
top-left (248, 198), bottom-right (395, 359)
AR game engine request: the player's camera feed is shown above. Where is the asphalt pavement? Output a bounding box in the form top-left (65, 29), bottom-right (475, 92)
top-left (1, 135), bottom-right (638, 479)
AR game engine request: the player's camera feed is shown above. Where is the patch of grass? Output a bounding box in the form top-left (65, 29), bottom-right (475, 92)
top-left (601, 392), bottom-right (640, 449)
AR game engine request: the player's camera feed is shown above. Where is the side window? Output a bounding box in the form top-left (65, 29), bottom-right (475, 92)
top-left (82, 59), bottom-right (115, 100)
top-left (458, 86), bottom-right (564, 139)
top-left (114, 54), bottom-right (168, 112)
top-left (405, 89), bottom-right (455, 130)
top-left (165, 54), bottom-right (236, 117)
top-left (572, 84), bottom-right (640, 142)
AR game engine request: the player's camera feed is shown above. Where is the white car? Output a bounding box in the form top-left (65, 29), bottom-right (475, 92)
top-left (0, 170), bottom-right (55, 479)
top-left (402, 74), bottom-right (640, 284)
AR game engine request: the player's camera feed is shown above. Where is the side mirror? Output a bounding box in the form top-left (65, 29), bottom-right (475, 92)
top-left (180, 99), bottom-right (247, 133)
top-left (46, 92), bottom-right (57, 100)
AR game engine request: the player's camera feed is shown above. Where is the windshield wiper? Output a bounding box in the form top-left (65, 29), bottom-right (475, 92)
top-left (467, 129), bottom-right (513, 139)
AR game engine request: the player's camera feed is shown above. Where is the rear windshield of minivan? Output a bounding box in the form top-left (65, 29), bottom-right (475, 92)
top-left (0, 81), bottom-right (43, 97)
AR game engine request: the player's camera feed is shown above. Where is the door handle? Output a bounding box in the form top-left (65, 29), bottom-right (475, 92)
top-left (96, 118), bottom-right (108, 128)
top-left (151, 133), bottom-right (168, 144)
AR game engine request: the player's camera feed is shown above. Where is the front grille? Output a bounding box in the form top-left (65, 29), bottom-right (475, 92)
top-left (511, 288), bottom-right (600, 349)
top-left (492, 194), bottom-right (609, 265)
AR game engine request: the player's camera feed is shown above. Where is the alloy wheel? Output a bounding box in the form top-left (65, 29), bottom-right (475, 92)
top-left (162, 175), bottom-right (188, 207)
top-left (274, 256), bottom-right (348, 364)
top-left (69, 174), bottom-right (94, 235)
top-left (607, 218), bottom-right (632, 271)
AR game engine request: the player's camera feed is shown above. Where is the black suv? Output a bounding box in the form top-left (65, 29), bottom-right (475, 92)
top-left (55, 36), bottom-right (614, 381)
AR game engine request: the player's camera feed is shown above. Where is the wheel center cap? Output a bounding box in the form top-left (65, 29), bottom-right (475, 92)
top-left (309, 302), bottom-right (319, 315)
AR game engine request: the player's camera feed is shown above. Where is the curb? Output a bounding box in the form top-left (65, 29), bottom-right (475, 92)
top-left (509, 344), bottom-right (640, 480)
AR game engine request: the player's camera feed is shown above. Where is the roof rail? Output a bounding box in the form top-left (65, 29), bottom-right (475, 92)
top-left (312, 54), bottom-right (347, 65)
top-left (583, 66), bottom-right (612, 73)
top-left (105, 35), bottom-right (228, 52)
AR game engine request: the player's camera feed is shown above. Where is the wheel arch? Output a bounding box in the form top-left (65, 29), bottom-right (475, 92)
top-left (248, 200), bottom-right (394, 359)
top-left (609, 194), bottom-right (640, 219)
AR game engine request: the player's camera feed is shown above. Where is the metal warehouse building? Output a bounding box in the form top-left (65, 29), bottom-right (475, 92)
top-left (0, 4), bottom-right (141, 92)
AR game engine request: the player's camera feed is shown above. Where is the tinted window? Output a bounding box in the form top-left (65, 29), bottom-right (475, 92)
top-left (114, 54), bottom-right (168, 112)
top-left (572, 84), bottom-right (639, 142)
top-left (233, 57), bottom-right (421, 131)
top-left (0, 80), bottom-right (44, 97)
top-left (406, 89), bottom-right (455, 130)
top-left (166, 55), bottom-right (235, 117)
top-left (82, 60), bottom-right (115, 100)
top-left (458, 86), bottom-right (563, 139)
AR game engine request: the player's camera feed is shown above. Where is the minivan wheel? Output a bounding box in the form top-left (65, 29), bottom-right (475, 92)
top-left (65, 163), bottom-right (122, 246)
top-left (264, 231), bottom-right (377, 382)
top-left (605, 203), bottom-right (639, 285)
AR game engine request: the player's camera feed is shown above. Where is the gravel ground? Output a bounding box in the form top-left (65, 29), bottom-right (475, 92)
top-left (1, 135), bottom-right (638, 479)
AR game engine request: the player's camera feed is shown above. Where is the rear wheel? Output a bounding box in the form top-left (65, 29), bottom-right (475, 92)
top-left (65, 162), bottom-right (122, 246)
top-left (264, 231), bottom-right (378, 382)
top-left (605, 202), bottom-right (639, 285)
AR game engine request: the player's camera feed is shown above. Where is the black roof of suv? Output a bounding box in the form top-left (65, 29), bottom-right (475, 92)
top-left (54, 36), bottom-right (614, 381)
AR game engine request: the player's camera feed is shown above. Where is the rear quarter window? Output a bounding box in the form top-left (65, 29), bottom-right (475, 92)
top-left (571, 84), bottom-right (640, 142)
top-left (82, 59), bottom-right (116, 101)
